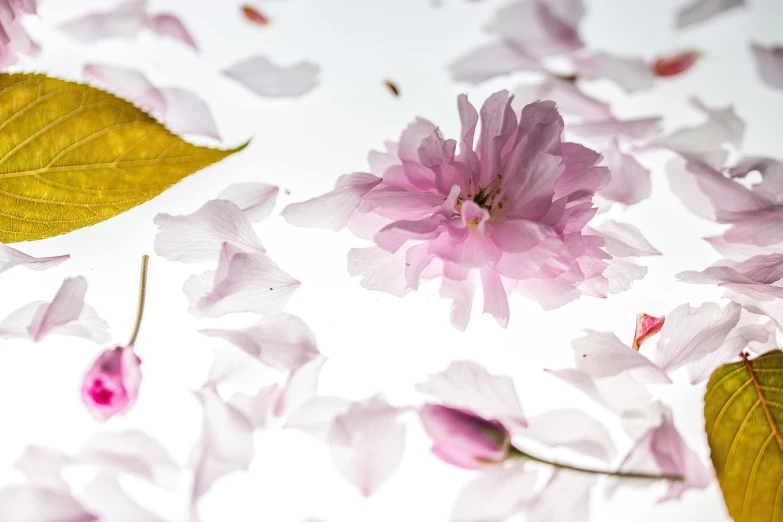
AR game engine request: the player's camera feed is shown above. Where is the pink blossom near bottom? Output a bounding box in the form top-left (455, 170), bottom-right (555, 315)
top-left (80, 346), bottom-right (142, 421)
top-left (283, 91), bottom-right (658, 329)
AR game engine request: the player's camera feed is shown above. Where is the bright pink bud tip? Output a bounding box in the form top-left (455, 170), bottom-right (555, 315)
top-left (652, 51), bottom-right (702, 77)
top-left (81, 347), bottom-right (142, 421)
top-left (632, 313), bottom-right (665, 351)
top-left (420, 404), bottom-right (510, 469)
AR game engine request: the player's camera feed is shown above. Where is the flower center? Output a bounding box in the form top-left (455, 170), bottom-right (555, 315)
top-left (89, 379), bottom-right (115, 405)
top-left (458, 175), bottom-right (504, 215)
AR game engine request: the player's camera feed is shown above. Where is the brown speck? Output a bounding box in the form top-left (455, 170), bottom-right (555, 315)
top-left (269, 287), bottom-right (273, 291)
top-left (384, 80), bottom-right (400, 97)
top-left (284, 188), bottom-right (291, 195)
top-left (582, 354), bottom-right (587, 358)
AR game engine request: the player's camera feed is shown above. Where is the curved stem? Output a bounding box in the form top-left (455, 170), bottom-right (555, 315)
top-left (508, 446), bottom-right (684, 482)
top-left (127, 255), bottom-right (150, 349)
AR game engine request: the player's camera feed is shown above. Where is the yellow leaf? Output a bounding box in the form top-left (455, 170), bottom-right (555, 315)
top-left (704, 350), bottom-right (783, 522)
top-left (0, 72), bottom-right (246, 242)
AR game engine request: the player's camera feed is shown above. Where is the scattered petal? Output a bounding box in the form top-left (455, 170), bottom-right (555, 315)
top-left (283, 173), bottom-right (382, 230)
top-left (328, 395), bottom-right (406, 497)
top-left (144, 13), bottom-right (197, 50)
top-left (521, 409), bottom-right (616, 462)
top-left (80, 475), bottom-right (166, 522)
top-left (154, 200), bottom-right (265, 263)
top-left (598, 138), bottom-right (652, 205)
top-left (216, 183), bottom-right (279, 223)
top-left (184, 242), bottom-right (300, 318)
top-left (59, 0), bottom-right (147, 42)
top-left (452, 463), bottom-right (536, 522)
top-left (572, 52), bottom-right (655, 93)
top-left (223, 55), bottom-right (319, 97)
top-left (200, 313), bottom-right (318, 372)
top-left (450, 41), bottom-right (544, 84)
top-left (242, 5), bottom-right (270, 26)
top-left (0, 244), bottom-right (68, 274)
top-left (488, 0), bottom-right (583, 58)
top-left (633, 313), bottom-right (665, 350)
top-left (676, 0), bottom-right (745, 29)
top-left (677, 254), bottom-right (783, 300)
top-left (750, 43), bottom-right (783, 91)
top-left (0, 486), bottom-right (97, 522)
top-left (573, 330), bottom-right (670, 384)
top-left (653, 50), bottom-right (702, 77)
top-left (416, 361), bottom-right (527, 430)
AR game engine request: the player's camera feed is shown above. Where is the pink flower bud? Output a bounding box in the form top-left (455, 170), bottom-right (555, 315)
top-left (420, 404), bottom-right (511, 469)
top-left (81, 346), bottom-right (142, 421)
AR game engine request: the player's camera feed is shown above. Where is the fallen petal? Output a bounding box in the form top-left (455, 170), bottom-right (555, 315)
top-left (653, 50), bottom-right (702, 77)
top-left (750, 43), bottom-right (783, 91)
top-left (223, 55), bottom-right (319, 97)
top-left (0, 244), bottom-right (68, 274)
top-left (217, 183), bottom-right (279, 222)
top-left (676, 0), bottom-right (745, 29)
top-left (632, 313), bottom-right (665, 350)
top-left (144, 13), bottom-right (197, 50)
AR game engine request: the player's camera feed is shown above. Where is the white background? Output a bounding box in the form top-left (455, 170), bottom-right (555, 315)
top-left (1, 0), bottom-right (783, 520)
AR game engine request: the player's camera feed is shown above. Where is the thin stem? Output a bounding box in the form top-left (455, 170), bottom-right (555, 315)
top-left (127, 254), bottom-right (150, 348)
top-left (508, 447), bottom-right (684, 482)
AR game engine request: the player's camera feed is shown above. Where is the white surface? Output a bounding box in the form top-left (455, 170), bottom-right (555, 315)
top-left (1, 0), bottom-right (782, 520)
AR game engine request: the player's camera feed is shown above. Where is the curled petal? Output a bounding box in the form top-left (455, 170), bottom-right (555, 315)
top-left (632, 313), bottom-right (665, 350)
top-left (217, 183), bottom-right (279, 222)
top-left (154, 200), bottom-right (265, 263)
top-left (653, 50), bottom-right (702, 77)
top-left (200, 313), bottom-right (318, 372)
top-left (598, 138), bottom-right (652, 206)
top-left (143, 13), bottom-right (197, 50)
top-left (0, 244), bottom-right (68, 274)
top-left (223, 55), bottom-right (319, 98)
top-left (185, 243), bottom-right (299, 317)
top-left (572, 52), bottom-right (655, 93)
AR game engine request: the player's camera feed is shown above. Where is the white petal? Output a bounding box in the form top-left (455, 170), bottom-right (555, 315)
top-left (217, 183), bottom-right (279, 222)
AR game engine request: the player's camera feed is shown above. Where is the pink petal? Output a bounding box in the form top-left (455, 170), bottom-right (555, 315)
top-left (241, 5), bottom-right (270, 26)
top-left (217, 183), bottom-right (279, 222)
top-left (616, 407), bottom-right (711, 501)
top-left (0, 244), bottom-right (68, 273)
top-left (676, 0), bottom-right (745, 29)
top-left (727, 156), bottom-right (783, 200)
top-left (283, 173), bottom-right (381, 230)
top-left (27, 276), bottom-right (86, 341)
top-left (653, 50), bottom-right (702, 77)
top-left (751, 43), bottom-right (783, 91)
top-left (677, 255), bottom-right (783, 300)
top-left (158, 87), bottom-right (220, 139)
top-left (190, 386), bottom-right (254, 503)
top-left (440, 274), bottom-right (476, 330)
top-left (598, 138), bottom-right (652, 205)
top-left (521, 409), bottom-right (616, 462)
top-left (229, 385), bottom-right (278, 429)
top-left (58, 0), bottom-right (147, 42)
top-left (347, 245), bottom-right (411, 297)
top-left (512, 78), bottom-right (613, 121)
top-left (200, 313), bottom-right (319, 372)
top-left (573, 330), bottom-right (670, 384)
top-left (632, 313), bottom-right (666, 350)
top-left (572, 52), bottom-right (655, 93)
top-left (0, 486), bottom-right (97, 522)
top-left (479, 266), bottom-right (510, 327)
top-left (14, 446), bottom-right (71, 491)
top-left (592, 220), bottom-right (660, 257)
top-left (185, 243), bottom-right (300, 318)
top-left (523, 471), bottom-right (596, 522)
top-left (546, 368), bottom-right (655, 412)
top-left (154, 200), bottom-right (265, 263)
top-left (488, 219), bottom-right (553, 253)
top-left (81, 475), bottom-right (166, 522)
top-left (374, 217), bottom-right (443, 253)
top-left (144, 13), bottom-right (197, 50)
top-left (223, 55), bottom-right (319, 98)
top-left (449, 41), bottom-right (544, 84)
top-left (654, 301), bottom-right (741, 373)
top-left (77, 430), bottom-right (180, 487)
top-left (273, 355), bottom-right (328, 418)
top-left (568, 117), bottom-right (663, 143)
top-left (328, 395), bottom-right (406, 497)
top-left (489, 0), bottom-right (583, 58)
top-left (416, 361), bottom-right (527, 430)
top-left (284, 396), bottom-right (352, 442)
top-left (687, 321), bottom-right (771, 383)
top-left (452, 464), bottom-right (536, 522)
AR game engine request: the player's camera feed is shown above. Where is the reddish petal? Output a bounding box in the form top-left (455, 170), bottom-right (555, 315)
top-left (652, 50), bottom-right (702, 77)
top-left (632, 313), bottom-right (665, 350)
top-left (241, 5), bottom-right (270, 26)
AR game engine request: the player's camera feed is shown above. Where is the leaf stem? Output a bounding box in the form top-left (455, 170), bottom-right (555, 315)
top-left (127, 254), bottom-right (150, 349)
top-left (508, 446), bottom-right (684, 482)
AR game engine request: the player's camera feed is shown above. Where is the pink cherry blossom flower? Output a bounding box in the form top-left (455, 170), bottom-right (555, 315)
top-left (420, 404), bottom-right (511, 469)
top-left (632, 313), bottom-right (665, 350)
top-left (284, 91), bottom-right (656, 329)
top-left (653, 50), bottom-right (702, 77)
top-left (81, 346), bottom-right (142, 421)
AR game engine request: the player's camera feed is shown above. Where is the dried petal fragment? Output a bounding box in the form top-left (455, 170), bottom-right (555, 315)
top-left (653, 50), bottom-right (702, 77)
top-left (242, 5), bottom-right (270, 25)
top-left (632, 313), bottom-right (665, 350)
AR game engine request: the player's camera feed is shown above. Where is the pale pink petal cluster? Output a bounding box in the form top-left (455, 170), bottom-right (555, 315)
top-left (0, 276), bottom-right (110, 343)
top-left (284, 91), bottom-right (657, 328)
top-left (59, 0), bottom-right (198, 50)
top-left (84, 63), bottom-right (220, 140)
